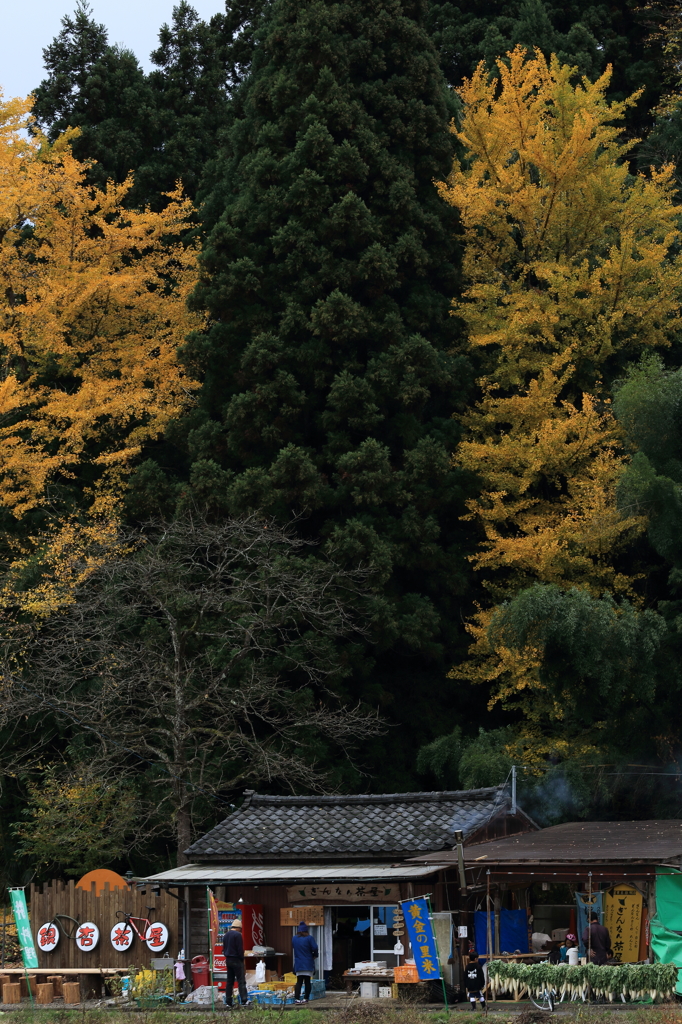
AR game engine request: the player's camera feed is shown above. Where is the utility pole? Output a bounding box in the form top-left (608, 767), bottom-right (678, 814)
top-left (511, 764), bottom-right (517, 816)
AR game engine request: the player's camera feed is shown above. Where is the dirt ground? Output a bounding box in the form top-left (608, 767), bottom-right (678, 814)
top-left (0, 1000), bottom-right (681, 1022)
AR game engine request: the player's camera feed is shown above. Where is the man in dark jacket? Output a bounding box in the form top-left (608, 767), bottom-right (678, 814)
top-left (223, 918), bottom-right (249, 1007)
top-left (582, 913), bottom-right (612, 965)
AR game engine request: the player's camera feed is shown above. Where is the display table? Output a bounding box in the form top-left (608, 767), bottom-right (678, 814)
top-left (215, 952), bottom-right (287, 979)
top-left (342, 971), bottom-right (395, 996)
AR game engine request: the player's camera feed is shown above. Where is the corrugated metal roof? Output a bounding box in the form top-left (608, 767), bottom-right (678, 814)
top-left (185, 786), bottom-right (512, 861)
top-left (138, 863), bottom-right (442, 885)
top-left (407, 820), bottom-right (682, 866)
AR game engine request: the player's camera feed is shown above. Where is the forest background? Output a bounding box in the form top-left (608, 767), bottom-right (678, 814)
top-left (1, 0), bottom-right (682, 881)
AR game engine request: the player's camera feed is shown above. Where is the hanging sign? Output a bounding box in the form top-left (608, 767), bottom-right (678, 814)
top-left (36, 922), bottom-right (59, 952)
top-left (145, 922), bottom-right (169, 952)
top-left (401, 897), bottom-right (441, 980)
top-left (110, 922), bottom-right (134, 951)
top-left (604, 884), bottom-right (642, 963)
top-left (9, 889), bottom-right (39, 968)
top-left (75, 922), bottom-right (100, 951)
top-left (287, 884), bottom-right (399, 902)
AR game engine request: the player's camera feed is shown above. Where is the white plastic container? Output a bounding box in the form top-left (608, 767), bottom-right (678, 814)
top-left (360, 982), bottom-right (379, 998)
top-left (378, 987), bottom-right (392, 999)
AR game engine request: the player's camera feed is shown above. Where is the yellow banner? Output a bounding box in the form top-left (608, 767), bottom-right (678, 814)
top-left (604, 884), bottom-right (642, 963)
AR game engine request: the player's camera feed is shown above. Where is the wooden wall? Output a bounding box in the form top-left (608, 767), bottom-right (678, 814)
top-left (30, 879), bottom-right (179, 970)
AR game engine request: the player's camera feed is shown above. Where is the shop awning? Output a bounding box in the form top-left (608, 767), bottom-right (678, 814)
top-left (137, 862), bottom-right (443, 886)
top-left (407, 820), bottom-right (682, 867)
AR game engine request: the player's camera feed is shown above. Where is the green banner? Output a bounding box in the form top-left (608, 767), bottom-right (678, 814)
top-left (8, 889), bottom-right (38, 969)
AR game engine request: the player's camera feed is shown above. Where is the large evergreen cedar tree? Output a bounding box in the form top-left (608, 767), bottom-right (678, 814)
top-left (0, 94), bottom-right (200, 613)
top-left (170, 0), bottom-right (468, 782)
top-left (438, 48), bottom-right (682, 762)
top-left (32, 1), bottom-right (271, 210)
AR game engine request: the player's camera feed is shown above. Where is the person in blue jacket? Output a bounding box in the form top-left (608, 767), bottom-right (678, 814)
top-left (292, 921), bottom-right (318, 1003)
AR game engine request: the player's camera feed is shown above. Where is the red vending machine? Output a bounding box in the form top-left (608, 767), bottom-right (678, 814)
top-left (214, 902), bottom-right (265, 983)
top-left (216, 902), bottom-right (264, 950)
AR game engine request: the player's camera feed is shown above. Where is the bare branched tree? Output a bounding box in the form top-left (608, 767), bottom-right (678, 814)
top-left (0, 514), bottom-right (383, 863)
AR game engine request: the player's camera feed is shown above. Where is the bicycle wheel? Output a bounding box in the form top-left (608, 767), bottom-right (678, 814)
top-left (530, 988), bottom-right (555, 1012)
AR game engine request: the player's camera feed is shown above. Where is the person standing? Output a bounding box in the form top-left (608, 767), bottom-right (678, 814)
top-left (582, 912), bottom-right (613, 965)
top-left (223, 918), bottom-right (249, 1007)
top-left (292, 921), bottom-right (318, 1004)
top-left (464, 952), bottom-right (486, 1011)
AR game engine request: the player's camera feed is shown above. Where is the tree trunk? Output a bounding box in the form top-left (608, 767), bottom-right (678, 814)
top-left (176, 800), bottom-right (192, 866)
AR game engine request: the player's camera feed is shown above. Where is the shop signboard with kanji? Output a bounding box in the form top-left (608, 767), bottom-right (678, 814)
top-left (604, 884), bottom-right (642, 963)
top-left (287, 884), bottom-right (399, 903)
top-left (75, 922), bottom-right (100, 951)
top-left (402, 897), bottom-right (441, 980)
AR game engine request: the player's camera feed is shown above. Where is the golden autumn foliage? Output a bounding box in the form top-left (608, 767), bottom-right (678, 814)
top-left (0, 93), bottom-right (201, 612)
top-left (440, 49), bottom-right (682, 741)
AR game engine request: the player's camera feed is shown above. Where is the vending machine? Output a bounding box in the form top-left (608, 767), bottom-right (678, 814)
top-left (216, 902), bottom-right (264, 950)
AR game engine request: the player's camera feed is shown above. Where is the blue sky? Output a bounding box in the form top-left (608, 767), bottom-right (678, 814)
top-left (1, 0), bottom-right (226, 101)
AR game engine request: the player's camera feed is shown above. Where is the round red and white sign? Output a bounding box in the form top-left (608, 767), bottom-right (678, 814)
top-left (37, 922), bottom-right (59, 952)
top-left (75, 922), bottom-right (100, 951)
top-left (110, 922), bottom-right (134, 951)
top-left (145, 922), bottom-right (169, 952)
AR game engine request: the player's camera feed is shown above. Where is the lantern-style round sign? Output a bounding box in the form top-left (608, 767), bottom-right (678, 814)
top-left (145, 922), bottom-right (169, 952)
top-left (75, 922), bottom-right (100, 951)
top-left (37, 922), bottom-right (59, 952)
top-left (110, 921), bottom-right (134, 951)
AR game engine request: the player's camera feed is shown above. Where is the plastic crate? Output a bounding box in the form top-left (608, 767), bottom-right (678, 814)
top-left (309, 979), bottom-right (326, 1001)
top-left (394, 966), bottom-right (419, 984)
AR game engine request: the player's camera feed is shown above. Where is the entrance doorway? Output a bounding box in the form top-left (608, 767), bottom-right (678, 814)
top-left (329, 905), bottom-right (399, 986)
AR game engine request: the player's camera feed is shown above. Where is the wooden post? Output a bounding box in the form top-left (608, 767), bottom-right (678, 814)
top-left (494, 892), bottom-right (501, 956)
top-left (36, 984), bottom-right (54, 1004)
top-left (63, 982), bottom-right (80, 1004)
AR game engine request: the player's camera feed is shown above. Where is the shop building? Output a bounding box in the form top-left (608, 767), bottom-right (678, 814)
top-left (408, 818), bottom-right (682, 988)
top-left (139, 786), bottom-right (536, 986)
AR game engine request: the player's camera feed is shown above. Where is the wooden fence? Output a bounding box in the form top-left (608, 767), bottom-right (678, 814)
top-left (29, 879), bottom-right (179, 970)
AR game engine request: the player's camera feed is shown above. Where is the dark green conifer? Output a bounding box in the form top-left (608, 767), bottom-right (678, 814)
top-left (169, 0), bottom-right (471, 785)
top-left (32, 1), bottom-right (156, 200)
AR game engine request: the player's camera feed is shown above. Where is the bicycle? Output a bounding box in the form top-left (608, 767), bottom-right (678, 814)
top-left (36, 914), bottom-right (80, 952)
top-left (112, 908), bottom-right (169, 952)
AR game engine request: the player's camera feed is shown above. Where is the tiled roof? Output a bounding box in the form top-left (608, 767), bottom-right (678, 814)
top-left (186, 787), bottom-right (512, 861)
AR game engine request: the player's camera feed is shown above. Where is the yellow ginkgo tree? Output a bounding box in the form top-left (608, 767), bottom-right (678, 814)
top-left (439, 48), bottom-right (682, 750)
top-left (0, 92), bottom-right (201, 611)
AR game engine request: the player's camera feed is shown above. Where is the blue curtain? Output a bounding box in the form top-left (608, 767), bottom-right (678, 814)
top-left (474, 910), bottom-right (529, 957)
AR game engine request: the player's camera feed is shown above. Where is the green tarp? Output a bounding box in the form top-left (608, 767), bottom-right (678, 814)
top-left (651, 867), bottom-right (682, 994)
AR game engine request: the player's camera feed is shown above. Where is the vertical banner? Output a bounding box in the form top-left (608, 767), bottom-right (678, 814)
top-left (208, 888), bottom-right (219, 952)
top-left (8, 889), bottom-right (38, 969)
top-left (604, 884), bottom-right (642, 963)
top-left (576, 891), bottom-right (603, 958)
top-left (401, 897), bottom-right (441, 980)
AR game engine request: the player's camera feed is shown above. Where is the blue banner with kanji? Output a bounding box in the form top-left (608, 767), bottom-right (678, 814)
top-left (402, 897), bottom-right (441, 980)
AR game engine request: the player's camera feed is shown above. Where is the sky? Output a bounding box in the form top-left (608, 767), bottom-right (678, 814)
top-left (1, 0), bottom-right (226, 101)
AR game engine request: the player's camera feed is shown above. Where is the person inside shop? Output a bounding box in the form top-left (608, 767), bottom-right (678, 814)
top-left (560, 933), bottom-right (578, 964)
top-left (465, 952), bottom-right (487, 1011)
top-left (292, 920), bottom-right (318, 1004)
top-left (223, 917), bottom-right (250, 1007)
top-left (582, 912), bottom-right (613, 965)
